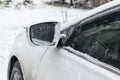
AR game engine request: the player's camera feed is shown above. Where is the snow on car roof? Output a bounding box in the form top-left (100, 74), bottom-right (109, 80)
top-left (61, 0), bottom-right (120, 30)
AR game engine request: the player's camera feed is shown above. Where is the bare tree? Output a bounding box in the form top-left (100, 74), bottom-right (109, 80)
top-left (23, 0), bottom-right (32, 5)
top-left (100, 0), bottom-right (108, 5)
top-left (59, 0), bottom-right (65, 4)
top-left (70, 0), bottom-right (73, 6)
top-left (5, 0), bottom-right (11, 5)
top-left (93, 0), bottom-right (109, 7)
top-left (82, 0), bottom-right (87, 8)
top-left (93, 0), bottom-right (99, 7)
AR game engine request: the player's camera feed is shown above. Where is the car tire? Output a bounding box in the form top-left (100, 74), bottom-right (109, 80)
top-left (10, 61), bottom-right (24, 80)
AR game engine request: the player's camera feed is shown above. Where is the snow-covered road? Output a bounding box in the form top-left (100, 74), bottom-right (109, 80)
top-left (0, 2), bottom-right (88, 80)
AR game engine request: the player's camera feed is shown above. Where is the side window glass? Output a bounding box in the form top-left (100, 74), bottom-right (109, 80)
top-left (90, 21), bottom-right (120, 69)
top-left (69, 8), bottom-right (120, 69)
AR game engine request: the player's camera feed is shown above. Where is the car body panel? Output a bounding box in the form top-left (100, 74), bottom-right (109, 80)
top-left (37, 47), bottom-right (120, 80)
top-left (10, 32), bottom-right (48, 80)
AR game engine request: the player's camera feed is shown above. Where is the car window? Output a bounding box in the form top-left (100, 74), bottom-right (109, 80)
top-left (69, 7), bottom-right (120, 69)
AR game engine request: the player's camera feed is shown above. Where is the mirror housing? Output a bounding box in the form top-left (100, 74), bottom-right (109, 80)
top-left (28, 22), bottom-right (60, 46)
top-left (57, 34), bottom-right (67, 48)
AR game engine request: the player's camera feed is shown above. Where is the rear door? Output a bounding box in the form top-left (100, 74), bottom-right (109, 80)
top-left (37, 6), bottom-right (120, 80)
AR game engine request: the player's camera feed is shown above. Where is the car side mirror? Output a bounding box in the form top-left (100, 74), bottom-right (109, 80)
top-left (28, 22), bottom-right (60, 46)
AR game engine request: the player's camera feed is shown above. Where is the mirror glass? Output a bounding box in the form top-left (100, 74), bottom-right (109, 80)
top-left (30, 22), bottom-right (59, 45)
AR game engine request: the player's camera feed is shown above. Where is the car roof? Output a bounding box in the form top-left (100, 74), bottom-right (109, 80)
top-left (61, 0), bottom-right (120, 30)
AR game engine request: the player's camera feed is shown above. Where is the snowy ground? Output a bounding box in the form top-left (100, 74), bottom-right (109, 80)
top-left (0, 1), bottom-right (88, 80)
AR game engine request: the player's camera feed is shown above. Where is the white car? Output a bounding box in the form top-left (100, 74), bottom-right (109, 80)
top-left (8, 1), bottom-right (120, 80)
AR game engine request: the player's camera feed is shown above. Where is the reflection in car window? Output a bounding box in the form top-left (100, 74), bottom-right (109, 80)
top-left (69, 8), bottom-right (120, 69)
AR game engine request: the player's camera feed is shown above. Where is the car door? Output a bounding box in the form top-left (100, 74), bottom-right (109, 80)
top-left (37, 6), bottom-right (120, 80)
top-left (16, 22), bottom-right (58, 80)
